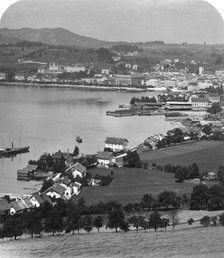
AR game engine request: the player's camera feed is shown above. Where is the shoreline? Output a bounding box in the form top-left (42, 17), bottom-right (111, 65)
top-left (0, 81), bottom-right (148, 92)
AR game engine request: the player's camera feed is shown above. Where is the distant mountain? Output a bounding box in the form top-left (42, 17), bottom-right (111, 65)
top-left (0, 27), bottom-right (124, 48)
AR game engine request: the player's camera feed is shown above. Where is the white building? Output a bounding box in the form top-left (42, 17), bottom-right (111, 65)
top-left (64, 65), bottom-right (86, 73)
top-left (105, 137), bottom-right (129, 152)
top-left (191, 97), bottom-right (210, 109)
top-left (0, 72), bottom-right (6, 80)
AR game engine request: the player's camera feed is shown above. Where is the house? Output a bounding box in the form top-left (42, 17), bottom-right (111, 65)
top-left (58, 177), bottom-right (72, 199)
top-left (10, 198), bottom-right (33, 215)
top-left (101, 68), bottom-right (110, 75)
top-left (65, 162), bottom-right (87, 178)
top-left (0, 72), bottom-right (6, 81)
top-left (0, 199), bottom-right (10, 219)
top-left (105, 137), bottom-right (129, 152)
top-left (45, 183), bottom-right (66, 199)
top-left (29, 192), bottom-right (52, 207)
top-left (72, 182), bottom-right (81, 195)
top-left (96, 151), bottom-right (115, 167)
top-left (14, 73), bottom-right (25, 81)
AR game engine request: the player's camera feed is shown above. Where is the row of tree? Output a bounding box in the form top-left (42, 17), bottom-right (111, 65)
top-left (130, 96), bottom-right (156, 105)
top-left (158, 163), bottom-right (200, 182)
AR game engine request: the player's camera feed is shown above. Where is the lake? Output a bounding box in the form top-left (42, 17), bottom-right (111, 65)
top-left (0, 85), bottom-right (179, 194)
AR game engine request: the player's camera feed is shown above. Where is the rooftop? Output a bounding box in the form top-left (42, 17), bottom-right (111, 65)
top-left (96, 151), bottom-right (114, 160)
top-left (105, 137), bottom-right (129, 145)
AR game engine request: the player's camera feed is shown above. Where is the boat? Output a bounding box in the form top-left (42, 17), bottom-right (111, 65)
top-left (0, 146), bottom-right (30, 157)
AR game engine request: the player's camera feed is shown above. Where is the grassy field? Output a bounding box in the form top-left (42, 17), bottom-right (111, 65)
top-left (140, 141), bottom-right (224, 173)
top-left (78, 167), bottom-right (194, 206)
top-left (1, 210), bottom-right (224, 258)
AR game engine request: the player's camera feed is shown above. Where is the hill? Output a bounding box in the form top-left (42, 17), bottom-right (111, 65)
top-left (140, 140), bottom-right (224, 173)
top-left (0, 27), bottom-right (122, 48)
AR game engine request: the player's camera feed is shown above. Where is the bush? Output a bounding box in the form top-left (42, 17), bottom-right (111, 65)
top-left (200, 216), bottom-right (210, 227)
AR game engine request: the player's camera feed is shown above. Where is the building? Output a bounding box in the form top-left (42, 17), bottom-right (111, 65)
top-left (96, 151), bottom-right (115, 166)
top-left (113, 74), bottom-right (144, 87)
top-left (165, 102), bottom-right (192, 111)
top-left (47, 63), bottom-right (64, 74)
top-left (45, 183), bottom-right (66, 199)
top-left (29, 192), bottom-right (53, 208)
top-left (191, 97), bottom-right (210, 109)
top-left (198, 66), bottom-right (204, 75)
top-left (142, 78), bottom-right (160, 87)
top-left (0, 72), bottom-right (6, 80)
top-left (105, 137), bottom-right (129, 152)
top-left (65, 162), bottom-right (87, 178)
top-left (0, 198), bottom-right (10, 219)
top-left (64, 64), bottom-right (86, 73)
top-left (14, 73), bottom-right (25, 81)
top-left (215, 70), bottom-right (224, 77)
top-left (17, 164), bottom-right (38, 181)
top-left (101, 68), bottom-right (110, 75)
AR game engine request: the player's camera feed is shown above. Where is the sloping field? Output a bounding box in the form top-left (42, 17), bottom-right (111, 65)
top-left (140, 141), bottom-right (224, 173)
top-left (1, 222), bottom-right (224, 258)
top-left (79, 168), bottom-right (194, 206)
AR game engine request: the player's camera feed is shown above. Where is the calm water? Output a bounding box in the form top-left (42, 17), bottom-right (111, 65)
top-left (0, 85), bottom-right (178, 194)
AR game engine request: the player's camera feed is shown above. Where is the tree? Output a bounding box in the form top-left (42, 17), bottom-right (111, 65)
top-left (149, 211), bottom-right (162, 232)
top-left (81, 215), bottom-right (93, 233)
top-left (139, 217), bottom-right (148, 232)
top-left (168, 210), bottom-right (179, 230)
top-left (3, 216), bottom-right (23, 240)
top-left (66, 204), bottom-right (81, 234)
top-left (219, 213), bottom-right (224, 226)
top-left (158, 191), bottom-right (178, 209)
top-left (207, 103), bottom-right (222, 114)
top-left (23, 209), bottom-right (43, 237)
top-left (175, 167), bottom-right (185, 183)
top-left (190, 163), bottom-right (200, 179)
top-left (73, 146), bottom-right (79, 157)
top-left (123, 151), bottom-right (141, 168)
top-left (141, 194), bottom-right (155, 210)
top-left (187, 218), bottom-right (194, 225)
top-left (45, 208), bottom-right (64, 235)
top-left (190, 185), bottom-right (209, 210)
top-left (160, 218), bottom-right (169, 230)
top-left (217, 166), bottom-right (224, 185)
top-left (200, 216), bottom-right (210, 227)
top-left (107, 208), bottom-right (125, 233)
top-left (128, 216), bottom-right (143, 232)
top-left (211, 216), bottom-right (217, 226)
top-left (93, 216), bottom-right (103, 233)
top-left (40, 179), bottom-right (54, 192)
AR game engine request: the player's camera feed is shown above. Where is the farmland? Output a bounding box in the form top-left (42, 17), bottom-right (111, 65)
top-left (140, 140), bottom-right (224, 173)
top-left (78, 167), bottom-right (194, 206)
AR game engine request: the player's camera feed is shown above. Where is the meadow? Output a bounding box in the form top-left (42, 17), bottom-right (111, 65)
top-left (1, 209), bottom-right (224, 258)
top-left (79, 167), bottom-right (194, 206)
top-left (140, 140), bottom-right (224, 173)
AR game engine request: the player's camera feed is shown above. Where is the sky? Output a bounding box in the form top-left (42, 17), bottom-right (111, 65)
top-left (0, 0), bottom-right (224, 44)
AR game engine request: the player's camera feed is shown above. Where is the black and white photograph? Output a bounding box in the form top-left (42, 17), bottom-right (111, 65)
top-left (0, 0), bottom-right (224, 257)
